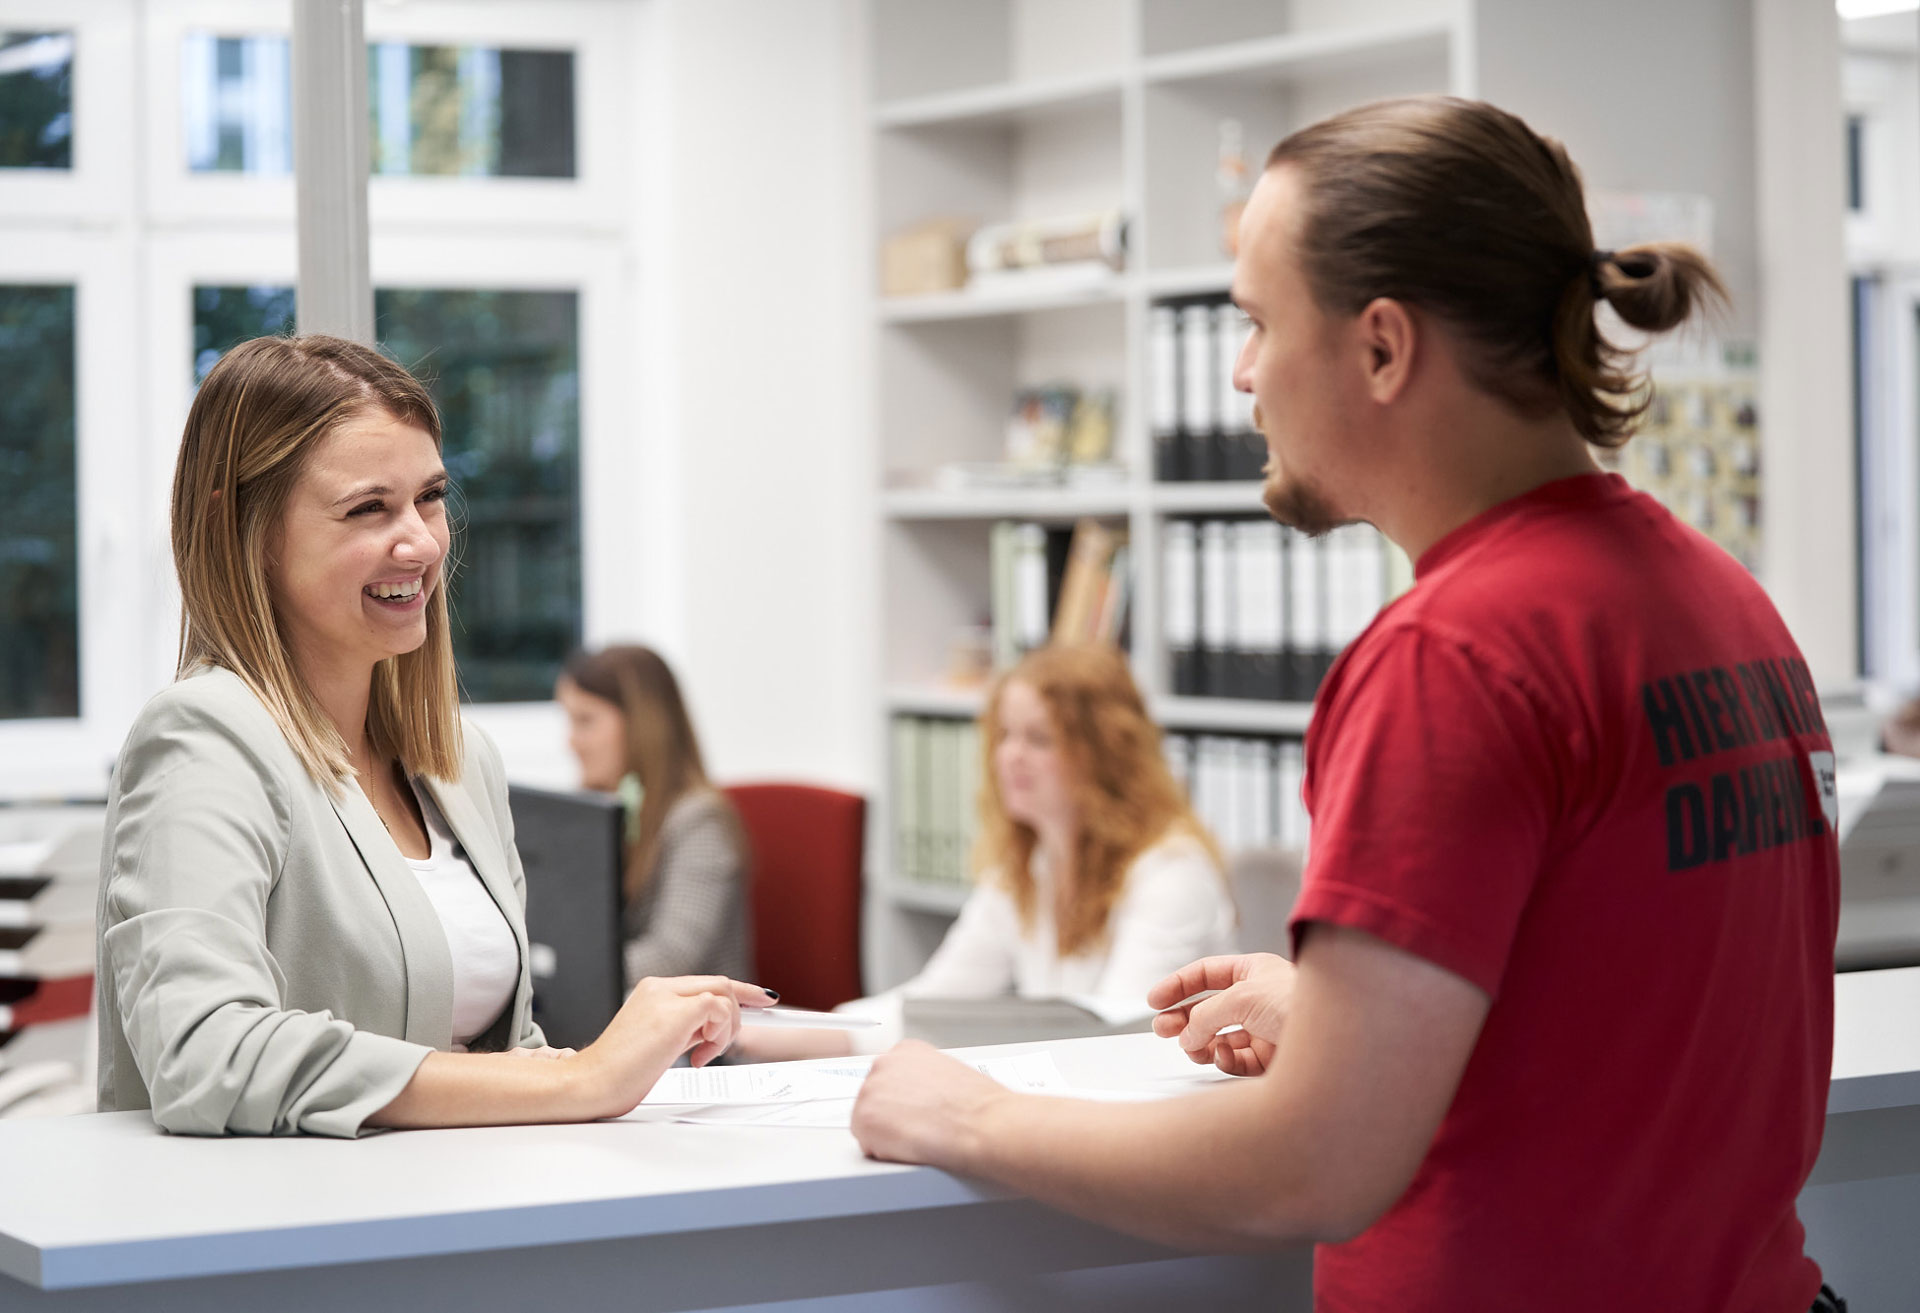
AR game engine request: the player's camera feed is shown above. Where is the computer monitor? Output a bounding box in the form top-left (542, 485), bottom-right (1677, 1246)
top-left (508, 785), bottom-right (625, 1050)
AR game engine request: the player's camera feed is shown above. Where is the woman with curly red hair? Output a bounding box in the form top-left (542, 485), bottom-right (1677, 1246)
top-left (740, 642), bottom-right (1233, 1060)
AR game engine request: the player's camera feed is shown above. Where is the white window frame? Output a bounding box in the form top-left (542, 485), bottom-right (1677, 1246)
top-left (141, 0), bottom-right (623, 232)
top-left (1, 0), bottom-right (644, 797)
top-left (1859, 274), bottom-right (1920, 686)
top-left (0, 0), bottom-right (135, 222)
top-left (140, 0), bottom-right (294, 225)
top-left (0, 230), bottom-right (143, 798)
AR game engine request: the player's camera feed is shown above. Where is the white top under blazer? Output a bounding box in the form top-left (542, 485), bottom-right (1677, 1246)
top-left (402, 782), bottom-right (518, 1050)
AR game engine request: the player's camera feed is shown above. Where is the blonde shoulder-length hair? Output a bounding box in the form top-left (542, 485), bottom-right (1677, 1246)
top-left (171, 333), bottom-right (463, 788)
top-left (975, 643), bottom-right (1224, 957)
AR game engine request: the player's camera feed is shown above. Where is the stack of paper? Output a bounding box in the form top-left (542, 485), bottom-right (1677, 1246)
top-left (638, 1049), bottom-right (1234, 1130)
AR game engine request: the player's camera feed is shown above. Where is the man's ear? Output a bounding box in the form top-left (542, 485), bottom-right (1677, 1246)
top-left (1357, 297), bottom-right (1417, 405)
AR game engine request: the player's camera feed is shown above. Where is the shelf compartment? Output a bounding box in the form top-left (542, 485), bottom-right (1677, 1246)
top-left (879, 298), bottom-right (1126, 483)
top-left (873, 0), bottom-right (1131, 108)
top-left (1141, 17), bottom-right (1455, 271)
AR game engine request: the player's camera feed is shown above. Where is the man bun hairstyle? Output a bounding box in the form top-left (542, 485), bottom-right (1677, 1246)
top-left (1268, 96), bottom-right (1727, 447)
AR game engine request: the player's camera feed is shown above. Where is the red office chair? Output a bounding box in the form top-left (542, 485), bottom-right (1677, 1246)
top-left (722, 783), bottom-right (866, 1012)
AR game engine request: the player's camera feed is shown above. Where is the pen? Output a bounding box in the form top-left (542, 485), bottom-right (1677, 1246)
top-left (1155, 988), bottom-right (1222, 1015)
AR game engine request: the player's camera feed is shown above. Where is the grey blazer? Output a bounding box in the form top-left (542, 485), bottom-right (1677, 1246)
top-left (96, 666), bottom-right (546, 1137)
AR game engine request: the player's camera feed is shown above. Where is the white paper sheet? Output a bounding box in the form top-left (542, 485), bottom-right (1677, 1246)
top-left (653, 1052), bottom-right (1075, 1127)
top-left (667, 1099), bottom-right (857, 1128)
top-left (642, 1060), bottom-right (876, 1106)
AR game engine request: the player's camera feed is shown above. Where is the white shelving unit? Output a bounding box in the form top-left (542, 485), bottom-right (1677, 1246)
top-left (866, 0), bottom-right (1469, 988)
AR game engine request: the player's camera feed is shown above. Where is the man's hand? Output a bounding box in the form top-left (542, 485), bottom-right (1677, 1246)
top-left (1148, 953), bottom-right (1298, 1076)
top-left (851, 1041), bottom-right (1009, 1170)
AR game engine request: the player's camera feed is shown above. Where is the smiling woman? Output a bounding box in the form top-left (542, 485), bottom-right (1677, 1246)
top-left (97, 334), bottom-right (772, 1138)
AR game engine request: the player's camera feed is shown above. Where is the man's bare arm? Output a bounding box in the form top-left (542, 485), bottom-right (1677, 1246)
top-left (851, 924), bottom-right (1490, 1248)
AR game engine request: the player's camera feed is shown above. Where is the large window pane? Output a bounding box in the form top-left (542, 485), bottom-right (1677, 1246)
top-left (371, 44), bottom-right (574, 178)
top-left (190, 288), bottom-right (584, 704)
top-left (0, 31), bottom-right (73, 169)
top-left (0, 285), bottom-right (79, 719)
top-left (182, 34), bottom-right (292, 174)
top-left (377, 290), bottom-right (582, 702)
top-left (184, 35), bottom-right (574, 178)
top-left (193, 284), bottom-right (296, 382)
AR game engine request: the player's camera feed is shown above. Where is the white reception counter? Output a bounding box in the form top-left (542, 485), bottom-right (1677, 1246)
top-left (2, 968), bottom-right (1919, 1312)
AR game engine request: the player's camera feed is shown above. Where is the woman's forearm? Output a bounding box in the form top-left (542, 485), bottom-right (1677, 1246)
top-left (366, 1049), bottom-right (608, 1128)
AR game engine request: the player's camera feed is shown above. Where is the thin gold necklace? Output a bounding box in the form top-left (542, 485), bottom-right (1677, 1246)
top-left (356, 763), bottom-right (396, 836)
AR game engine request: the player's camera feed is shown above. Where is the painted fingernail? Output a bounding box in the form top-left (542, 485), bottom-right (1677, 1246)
top-left (762, 988), bottom-right (781, 1001)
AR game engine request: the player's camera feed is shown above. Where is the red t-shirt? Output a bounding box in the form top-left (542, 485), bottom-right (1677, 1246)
top-left (1293, 473), bottom-right (1837, 1313)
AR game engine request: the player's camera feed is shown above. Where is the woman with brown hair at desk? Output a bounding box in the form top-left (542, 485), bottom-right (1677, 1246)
top-left (738, 641), bottom-right (1235, 1060)
top-left (555, 645), bottom-right (751, 987)
top-left (96, 335), bottom-right (771, 1137)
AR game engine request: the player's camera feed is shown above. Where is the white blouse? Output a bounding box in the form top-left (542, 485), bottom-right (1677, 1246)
top-left (404, 783), bottom-right (519, 1051)
top-left (845, 830), bottom-right (1235, 1052)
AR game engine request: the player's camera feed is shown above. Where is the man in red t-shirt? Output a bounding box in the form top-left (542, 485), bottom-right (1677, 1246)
top-left (851, 96), bottom-right (1840, 1313)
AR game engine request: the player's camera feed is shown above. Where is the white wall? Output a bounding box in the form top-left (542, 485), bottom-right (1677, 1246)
top-left (1473, 0), bottom-right (1761, 331)
top-left (630, 0), bottom-right (874, 793)
top-left (1473, 0), bottom-right (1855, 684)
top-left (1752, 0), bottom-right (1855, 687)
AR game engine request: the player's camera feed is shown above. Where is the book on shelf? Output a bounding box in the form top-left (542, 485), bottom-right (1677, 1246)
top-left (1051, 518), bottom-right (1131, 648)
top-left (966, 209), bottom-right (1128, 281)
top-left (891, 714), bottom-right (981, 891)
top-left (1164, 517), bottom-right (1407, 703)
top-left (990, 518), bottom-right (1131, 669)
top-left (1151, 295), bottom-right (1265, 483)
top-left (1164, 732), bottom-right (1310, 854)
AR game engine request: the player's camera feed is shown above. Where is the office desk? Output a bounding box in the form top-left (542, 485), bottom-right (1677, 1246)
top-left (0, 1031), bottom-right (1307, 1312)
top-left (2, 970), bottom-right (1918, 1313)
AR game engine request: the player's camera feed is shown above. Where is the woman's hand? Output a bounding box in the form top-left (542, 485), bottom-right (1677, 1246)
top-left (1147, 953), bottom-right (1298, 1077)
top-left (566, 975), bottom-right (777, 1118)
